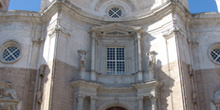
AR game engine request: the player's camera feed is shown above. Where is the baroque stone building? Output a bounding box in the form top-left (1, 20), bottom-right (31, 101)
top-left (0, 0), bottom-right (220, 110)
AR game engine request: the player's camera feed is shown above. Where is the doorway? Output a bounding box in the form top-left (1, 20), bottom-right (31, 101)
top-left (106, 106), bottom-right (126, 110)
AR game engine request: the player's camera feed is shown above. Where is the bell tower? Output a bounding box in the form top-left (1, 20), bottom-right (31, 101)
top-left (179, 0), bottom-right (189, 9)
top-left (216, 0), bottom-right (220, 12)
top-left (40, 0), bottom-right (53, 11)
top-left (0, 0), bottom-right (10, 11)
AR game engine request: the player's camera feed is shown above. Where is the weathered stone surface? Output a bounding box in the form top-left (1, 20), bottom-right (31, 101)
top-left (0, 0), bottom-right (220, 110)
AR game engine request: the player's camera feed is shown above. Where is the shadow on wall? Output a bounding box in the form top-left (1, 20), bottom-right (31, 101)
top-left (144, 32), bottom-right (175, 109)
top-left (35, 63), bottom-right (50, 108)
top-left (156, 60), bottom-right (175, 110)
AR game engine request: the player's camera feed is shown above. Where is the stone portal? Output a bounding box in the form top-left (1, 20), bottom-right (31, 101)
top-left (106, 107), bottom-right (126, 110)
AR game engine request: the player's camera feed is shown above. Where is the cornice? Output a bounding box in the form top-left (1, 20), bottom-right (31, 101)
top-left (39, 0), bottom-right (192, 25)
top-left (71, 79), bottom-right (102, 89)
top-left (0, 10), bottom-right (41, 23)
top-left (0, 10), bottom-right (40, 18)
top-left (191, 12), bottom-right (220, 23)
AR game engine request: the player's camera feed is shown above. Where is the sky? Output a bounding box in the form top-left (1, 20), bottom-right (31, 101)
top-left (8, 0), bottom-right (218, 13)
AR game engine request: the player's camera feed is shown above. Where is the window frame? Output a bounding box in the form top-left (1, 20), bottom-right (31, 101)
top-left (108, 7), bottom-right (123, 18)
top-left (0, 41), bottom-right (22, 64)
top-left (106, 47), bottom-right (126, 75)
top-left (208, 42), bottom-right (220, 65)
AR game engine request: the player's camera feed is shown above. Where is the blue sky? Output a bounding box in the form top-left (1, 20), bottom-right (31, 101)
top-left (9, 0), bottom-right (218, 13)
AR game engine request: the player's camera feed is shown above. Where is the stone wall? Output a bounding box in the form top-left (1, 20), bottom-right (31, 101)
top-left (52, 59), bottom-right (78, 110)
top-left (0, 67), bottom-right (36, 110)
top-left (194, 68), bottom-right (220, 110)
top-left (157, 61), bottom-right (184, 110)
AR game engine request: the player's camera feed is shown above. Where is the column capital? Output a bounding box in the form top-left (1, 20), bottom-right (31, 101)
top-left (137, 96), bottom-right (144, 100)
top-left (91, 96), bottom-right (97, 100)
top-left (77, 94), bottom-right (86, 99)
top-left (149, 95), bottom-right (158, 102)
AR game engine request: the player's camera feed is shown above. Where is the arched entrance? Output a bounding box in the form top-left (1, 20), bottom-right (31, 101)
top-left (106, 106), bottom-right (126, 110)
top-left (98, 100), bottom-right (135, 110)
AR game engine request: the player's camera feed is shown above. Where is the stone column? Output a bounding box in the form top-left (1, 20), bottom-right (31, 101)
top-left (137, 97), bottom-right (143, 110)
top-left (136, 32), bottom-right (143, 81)
top-left (77, 95), bottom-right (85, 110)
top-left (91, 32), bottom-right (97, 81)
top-left (90, 96), bottom-right (97, 110)
top-left (149, 96), bottom-right (157, 110)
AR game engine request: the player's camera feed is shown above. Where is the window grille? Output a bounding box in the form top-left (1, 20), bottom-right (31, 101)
top-left (107, 47), bottom-right (125, 75)
top-left (3, 46), bottom-right (20, 62)
top-left (108, 7), bottom-right (122, 18)
top-left (210, 48), bottom-right (220, 64)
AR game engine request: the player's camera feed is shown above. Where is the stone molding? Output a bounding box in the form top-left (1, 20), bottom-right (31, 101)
top-left (132, 80), bottom-right (163, 89)
top-left (32, 37), bottom-right (45, 45)
top-left (187, 37), bottom-right (199, 48)
top-left (88, 23), bottom-right (144, 37)
top-left (162, 25), bottom-right (185, 40)
top-left (40, 0), bottom-right (191, 25)
top-left (71, 80), bottom-right (101, 89)
top-left (48, 25), bottom-right (70, 38)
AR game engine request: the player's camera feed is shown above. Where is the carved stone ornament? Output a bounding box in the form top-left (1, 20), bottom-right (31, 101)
top-left (0, 81), bottom-right (21, 110)
top-left (48, 25), bottom-right (70, 38)
top-left (32, 37), bottom-right (45, 45)
top-left (214, 90), bottom-right (220, 103)
top-left (147, 51), bottom-right (157, 67)
top-left (78, 50), bottom-right (87, 67)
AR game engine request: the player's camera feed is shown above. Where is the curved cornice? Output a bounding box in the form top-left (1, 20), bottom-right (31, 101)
top-left (40, 0), bottom-right (191, 25)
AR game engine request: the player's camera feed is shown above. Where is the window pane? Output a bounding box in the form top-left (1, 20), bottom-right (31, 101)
top-left (107, 47), bottom-right (125, 75)
top-left (117, 61), bottom-right (125, 75)
top-left (3, 46), bottom-right (20, 61)
top-left (107, 48), bottom-right (115, 60)
top-left (107, 61), bottom-right (115, 75)
top-left (117, 48), bottom-right (124, 60)
top-left (211, 48), bottom-right (220, 63)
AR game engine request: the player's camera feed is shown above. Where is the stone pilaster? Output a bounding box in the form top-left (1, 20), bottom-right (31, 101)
top-left (91, 31), bottom-right (97, 81)
top-left (149, 96), bottom-right (157, 110)
top-left (136, 32), bottom-right (143, 81)
top-left (137, 96), bottom-right (143, 110)
top-left (77, 94), bottom-right (85, 110)
top-left (90, 96), bottom-right (97, 110)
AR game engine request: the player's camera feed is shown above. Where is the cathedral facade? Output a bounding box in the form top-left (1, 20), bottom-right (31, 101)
top-left (0, 0), bottom-right (220, 110)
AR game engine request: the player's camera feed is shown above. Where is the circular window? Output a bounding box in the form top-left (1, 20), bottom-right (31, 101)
top-left (210, 48), bottom-right (220, 63)
top-left (209, 43), bottom-right (220, 64)
top-left (108, 7), bottom-right (122, 18)
top-left (0, 41), bottom-right (21, 63)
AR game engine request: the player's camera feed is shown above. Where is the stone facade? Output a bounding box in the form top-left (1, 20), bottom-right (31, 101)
top-left (0, 0), bottom-right (220, 110)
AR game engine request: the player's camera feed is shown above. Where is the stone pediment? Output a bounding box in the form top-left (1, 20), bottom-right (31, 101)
top-left (89, 23), bottom-right (143, 36)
